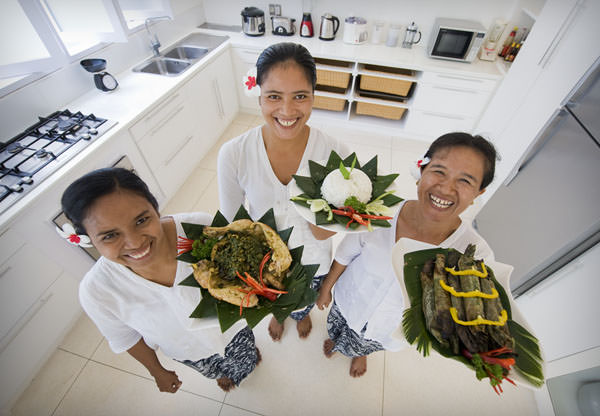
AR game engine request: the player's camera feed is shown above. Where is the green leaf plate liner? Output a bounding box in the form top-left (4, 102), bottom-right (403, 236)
top-left (291, 150), bottom-right (404, 230)
top-left (177, 205), bottom-right (318, 333)
top-left (401, 247), bottom-right (545, 388)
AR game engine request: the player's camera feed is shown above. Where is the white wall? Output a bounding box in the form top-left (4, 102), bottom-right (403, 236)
top-left (204, 0), bottom-right (517, 46)
top-left (0, 0), bottom-right (205, 140)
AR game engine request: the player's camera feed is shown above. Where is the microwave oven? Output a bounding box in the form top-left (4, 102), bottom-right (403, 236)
top-left (428, 18), bottom-right (486, 63)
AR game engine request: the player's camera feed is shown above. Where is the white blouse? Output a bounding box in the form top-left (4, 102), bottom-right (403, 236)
top-left (217, 125), bottom-right (349, 275)
top-left (79, 212), bottom-right (246, 361)
top-left (333, 200), bottom-right (495, 351)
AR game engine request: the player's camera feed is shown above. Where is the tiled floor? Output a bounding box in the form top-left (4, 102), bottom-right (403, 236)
top-left (10, 113), bottom-right (540, 416)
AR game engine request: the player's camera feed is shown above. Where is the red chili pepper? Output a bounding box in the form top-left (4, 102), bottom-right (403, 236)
top-left (235, 263), bottom-right (288, 315)
top-left (176, 236), bottom-right (194, 255)
top-left (331, 206), bottom-right (393, 228)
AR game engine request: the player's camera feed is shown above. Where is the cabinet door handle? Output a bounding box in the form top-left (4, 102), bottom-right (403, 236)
top-left (149, 105), bottom-right (185, 137)
top-left (0, 266), bottom-right (11, 279)
top-left (422, 111), bottom-right (466, 120)
top-left (436, 74), bottom-right (484, 84)
top-left (433, 85), bottom-right (477, 94)
top-left (143, 93), bottom-right (180, 124)
top-left (213, 79), bottom-right (225, 118)
top-left (538, 0), bottom-right (583, 68)
top-left (164, 135), bottom-right (194, 165)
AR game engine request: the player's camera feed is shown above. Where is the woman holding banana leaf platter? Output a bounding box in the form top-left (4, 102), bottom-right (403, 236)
top-left (316, 132), bottom-right (498, 377)
top-left (218, 42), bottom-right (349, 342)
top-left (60, 168), bottom-right (259, 393)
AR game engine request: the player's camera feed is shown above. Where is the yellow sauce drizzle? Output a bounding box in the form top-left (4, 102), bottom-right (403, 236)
top-left (444, 261), bottom-right (488, 278)
top-left (439, 279), bottom-right (498, 299)
top-left (449, 307), bottom-right (508, 326)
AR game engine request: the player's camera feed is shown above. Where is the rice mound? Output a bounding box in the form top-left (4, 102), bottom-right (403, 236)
top-left (321, 168), bottom-right (372, 208)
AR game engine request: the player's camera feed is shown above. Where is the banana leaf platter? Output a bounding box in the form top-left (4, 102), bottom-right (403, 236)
top-left (177, 206), bottom-right (318, 333)
top-left (289, 150), bottom-right (404, 233)
top-left (391, 240), bottom-right (545, 392)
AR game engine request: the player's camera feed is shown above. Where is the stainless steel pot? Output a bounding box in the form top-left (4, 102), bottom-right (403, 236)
top-left (241, 7), bottom-right (265, 36)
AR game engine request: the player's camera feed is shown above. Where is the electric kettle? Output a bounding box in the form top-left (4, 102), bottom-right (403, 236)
top-left (319, 13), bottom-right (339, 41)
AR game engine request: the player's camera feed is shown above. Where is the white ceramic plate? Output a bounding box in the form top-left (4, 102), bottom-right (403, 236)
top-left (390, 238), bottom-right (546, 390)
top-left (288, 161), bottom-right (402, 234)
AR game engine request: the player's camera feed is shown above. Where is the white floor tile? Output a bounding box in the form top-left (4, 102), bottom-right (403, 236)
top-left (90, 339), bottom-right (226, 402)
top-left (161, 168), bottom-right (216, 215)
top-left (220, 404), bottom-right (264, 416)
top-left (58, 313), bottom-right (103, 358)
top-left (383, 348), bottom-right (539, 416)
top-left (235, 113), bottom-right (257, 125)
top-left (201, 122), bottom-right (253, 172)
top-left (192, 179), bottom-right (220, 216)
top-left (53, 361), bottom-right (222, 416)
top-left (224, 310), bottom-right (384, 416)
top-left (11, 349), bottom-right (87, 416)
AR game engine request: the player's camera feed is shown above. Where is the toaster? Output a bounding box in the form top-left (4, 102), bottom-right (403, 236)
top-left (271, 16), bottom-right (296, 36)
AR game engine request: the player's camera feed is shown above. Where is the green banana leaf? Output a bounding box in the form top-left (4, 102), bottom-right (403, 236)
top-left (402, 247), bottom-right (545, 388)
top-left (177, 206), bottom-right (318, 332)
top-left (290, 150), bottom-right (403, 230)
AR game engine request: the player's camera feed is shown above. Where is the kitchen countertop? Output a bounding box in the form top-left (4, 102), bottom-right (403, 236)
top-left (0, 26), bottom-right (503, 227)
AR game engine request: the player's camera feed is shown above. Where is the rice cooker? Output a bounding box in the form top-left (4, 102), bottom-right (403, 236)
top-left (343, 16), bottom-right (368, 44)
top-left (241, 7), bottom-right (265, 36)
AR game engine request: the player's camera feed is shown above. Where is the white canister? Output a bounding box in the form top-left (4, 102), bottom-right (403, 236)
top-left (343, 16), bottom-right (368, 44)
top-left (386, 23), bottom-right (401, 47)
top-left (371, 21), bottom-right (385, 44)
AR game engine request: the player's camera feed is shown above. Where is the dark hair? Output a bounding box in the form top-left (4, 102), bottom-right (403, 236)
top-left (61, 167), bottom-right (158, 235)
top-left (256, 42), bottom-right (316, 90)
top-left (423, 132), bottom-right (498, 190)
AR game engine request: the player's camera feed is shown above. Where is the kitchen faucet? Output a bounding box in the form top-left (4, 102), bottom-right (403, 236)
top-left (145, 16), bottom-right (172, 57)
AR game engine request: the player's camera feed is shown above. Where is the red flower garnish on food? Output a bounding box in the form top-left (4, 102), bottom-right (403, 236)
top-left (177, 236), bottom-right (194, 255)
top-left (245, 76), bottom-right (257, 90)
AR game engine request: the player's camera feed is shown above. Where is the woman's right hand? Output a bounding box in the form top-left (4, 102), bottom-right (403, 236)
top-left (316, 287), bottom-right (332, 310)
top-left (153, 368), bottom-right (182, 393)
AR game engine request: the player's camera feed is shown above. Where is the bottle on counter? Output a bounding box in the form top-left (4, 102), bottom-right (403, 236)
top-left (499, 26), bottom-right (518, 57)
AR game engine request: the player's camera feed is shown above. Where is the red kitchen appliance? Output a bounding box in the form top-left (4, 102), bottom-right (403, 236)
top-left (300, 12), bottom-right (314, 37)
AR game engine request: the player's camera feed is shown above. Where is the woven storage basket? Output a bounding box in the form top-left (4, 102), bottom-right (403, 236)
top-left (316, 69), bottom-right (351, 89)
top-left (356, 102), bottom-right (406, 120)
top-left (314, 95), bottom-right (346, 111)
top-left (359, 74), bottom-right (413, 97)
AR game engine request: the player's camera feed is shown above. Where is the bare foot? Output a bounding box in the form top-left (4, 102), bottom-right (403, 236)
top-left (296, 314), bottom-right (312, 338)
top-left (216, 377), bottom-right (235, 392)
top-left (350, 356), bottom-right (367, 378)
top-left (323, 338), bottom-right (335, 358)
top-left (268, 316), bottom-right (284, 342)
top-left (255, 347), bottom-right (262, 365)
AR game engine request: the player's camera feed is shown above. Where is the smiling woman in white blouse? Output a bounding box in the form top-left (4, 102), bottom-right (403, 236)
top-left (217, 42), bottom-right (349, 342)
top-left (316, 132), bottom-right (498, 377)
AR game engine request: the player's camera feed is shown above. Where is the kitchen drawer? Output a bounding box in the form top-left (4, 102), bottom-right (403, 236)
top-left (412, 83), bottom-right (492, 118)
top-left (420, 72), bottom-right (498, 92)
top-left (405, 109), bottom-right (475, 139)
top-left (233, 47), bottom-right (261, 64)
top-left (0, 243), bottom-right (62, 344)
top-left (136, 97), bottom-right (197, 170)
top-left (129, 90), bottom-right (187, 142)
top-left (151, 131), bottom-right (204, 196)
top-left (0, 227), bottom-right (24, 266)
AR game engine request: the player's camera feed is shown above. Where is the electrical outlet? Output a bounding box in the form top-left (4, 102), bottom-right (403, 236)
top-left (269, 4), bottom-right (281, 16)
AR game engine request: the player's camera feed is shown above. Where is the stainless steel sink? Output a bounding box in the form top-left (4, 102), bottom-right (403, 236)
top-left (133, 57), bottom-right (190, 76)
top-left (164, 46), bottom-right (208, 61)
top-left (132, 33), bottom-right (229, 76)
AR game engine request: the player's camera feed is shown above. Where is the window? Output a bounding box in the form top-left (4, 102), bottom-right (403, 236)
top-left (0, 0), bottom-right (172, 82)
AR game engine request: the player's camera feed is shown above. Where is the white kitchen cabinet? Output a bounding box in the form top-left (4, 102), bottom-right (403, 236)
top-left (132, 49), bottom-right (238, 199)
top-left (0, 242), bottom-right (62, 348)
top-left (404, 109), bottom-right (475, 139)
top-left (231, 46), bottom-right (261, 112)
top-left (0, 272), bottom-right (80, 412)
top-left (475, 0), bottom-right (600, 200)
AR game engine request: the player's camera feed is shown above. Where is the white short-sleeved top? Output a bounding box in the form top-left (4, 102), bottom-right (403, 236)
top-left (217, 125), bottom-right (349, 275)
top-left (79, 212), bottom-right (246, 360)
top-left (333, 200), bottom-right (494, 351)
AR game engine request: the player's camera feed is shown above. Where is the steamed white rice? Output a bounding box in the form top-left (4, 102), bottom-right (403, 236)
top-left (321, 168), bottom-right (372, 208)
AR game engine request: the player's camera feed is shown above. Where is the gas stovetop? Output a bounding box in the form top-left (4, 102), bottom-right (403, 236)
top-left (0, 110), bottom-right (117, 214)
